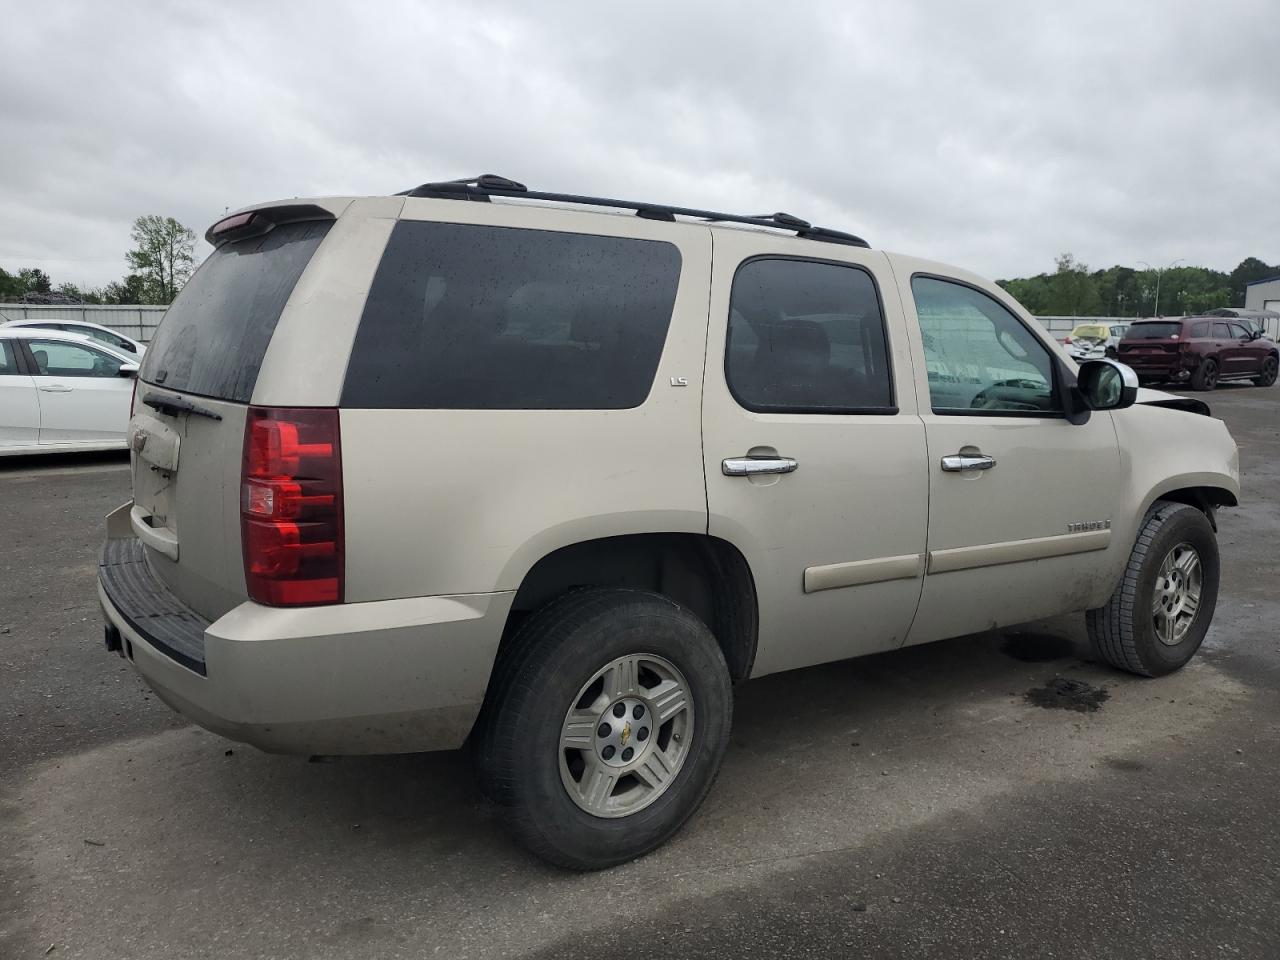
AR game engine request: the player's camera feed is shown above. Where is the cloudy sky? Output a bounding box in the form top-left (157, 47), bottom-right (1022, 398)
top-left (2, 0), bottom-right (1277, 291)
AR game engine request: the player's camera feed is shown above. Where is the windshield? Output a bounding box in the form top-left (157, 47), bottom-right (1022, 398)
top-left (1123, 322), bottom-right (1183, 340)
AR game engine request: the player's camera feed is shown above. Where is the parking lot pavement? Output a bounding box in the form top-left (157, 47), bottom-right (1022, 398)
top-left (3, 387), bottom-right (1280, 960)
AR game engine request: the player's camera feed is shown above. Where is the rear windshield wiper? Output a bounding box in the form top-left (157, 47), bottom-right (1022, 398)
top-left (141, 393), bottom-right (223, 422)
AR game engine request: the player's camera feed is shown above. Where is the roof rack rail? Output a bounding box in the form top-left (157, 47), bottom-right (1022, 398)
top-left (395, 175), bottom-right (870, 248)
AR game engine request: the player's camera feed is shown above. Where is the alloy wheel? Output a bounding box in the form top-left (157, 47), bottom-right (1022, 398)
top-left (1152, 542), bottom-right (1202, 646)
top-left (558, 653), bottom-right (694, 818)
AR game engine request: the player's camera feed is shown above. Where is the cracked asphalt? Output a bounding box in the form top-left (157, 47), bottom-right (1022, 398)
top-left (2, 384), bottom-right (1278, 959)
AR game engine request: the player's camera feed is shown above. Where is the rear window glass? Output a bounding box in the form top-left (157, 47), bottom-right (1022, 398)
top-left (140, 220), bottom-right (332, 402)
top-left (0, 340), bottom-right (15, 373)
top-left (341, 221), bottom-right (681, 410)
top-left (1123, 322), bottom-right (1183, 339)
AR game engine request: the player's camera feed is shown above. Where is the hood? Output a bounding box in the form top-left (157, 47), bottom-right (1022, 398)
top-left (1134, 387), bottom-right (1211, 416)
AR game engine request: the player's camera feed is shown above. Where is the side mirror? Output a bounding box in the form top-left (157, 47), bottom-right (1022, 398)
top-left (1076, 359), bottom-right (1138, 411)
top-left (117, 363), bottom-right (139, 378)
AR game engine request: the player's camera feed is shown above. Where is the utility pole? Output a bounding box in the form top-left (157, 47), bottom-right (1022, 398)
top-left (1137, 258), bottom-right (1185, 317)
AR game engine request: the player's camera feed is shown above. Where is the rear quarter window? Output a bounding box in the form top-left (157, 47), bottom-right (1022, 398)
top-left (341, 221), bottom-right (682, 410)
top-left (140, 220), bottom-right (332, 402)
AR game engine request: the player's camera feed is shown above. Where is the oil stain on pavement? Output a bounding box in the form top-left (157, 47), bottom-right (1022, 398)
top-left (1024, 676), bottom-right (1110, 712)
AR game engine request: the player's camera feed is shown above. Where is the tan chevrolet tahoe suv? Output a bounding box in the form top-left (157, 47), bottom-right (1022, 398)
top-left (98, 175), bottom-right (1240, 869)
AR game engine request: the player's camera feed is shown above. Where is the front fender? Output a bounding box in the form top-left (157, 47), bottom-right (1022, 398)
top-left (1111, 404), bottom-right (1240, 545)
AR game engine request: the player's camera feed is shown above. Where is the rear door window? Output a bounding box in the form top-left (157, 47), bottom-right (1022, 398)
top-left (139, 220), bottom-right (332, 402)
top-left (1212, 322), bottom-right (1232, 339)
top-left (0, 340), bottom-right (16, 373)
top-left (342, 222), bottom-right (681, 409)
top-left (725, 257), bottom-right (894, 413)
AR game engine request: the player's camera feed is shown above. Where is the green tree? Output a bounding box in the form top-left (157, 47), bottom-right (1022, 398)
top-left (54, 281), bottom-right (105, 304)
top-left (0, 266), bottom-right (23, 299)
top-left (1228, 257), bottom-right (1279, 305)
top-left (1046, 253), bottom-right (1101, 316)
top-left (125, 215), bottom-right (196, 304)
top-left (998, 273), bottom-right (1053, 314)
top-left (101, 274), bottom-right (152, 305)
top-left (18, 267), bottom-right (52, 295)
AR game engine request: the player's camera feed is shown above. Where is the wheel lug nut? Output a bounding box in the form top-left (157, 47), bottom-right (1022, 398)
top-left (597, 723), bottom-right (611, 738)
top-left (602, 745), bottom-right (615, 760)
top-left (613, 703), bottom-right (626, 718)
top-left (633, 704), bottom-right (645, 719)
top-left (637, 727), bottom-right (649, 742)
top-left (621, 747), bottom-right (634, 762)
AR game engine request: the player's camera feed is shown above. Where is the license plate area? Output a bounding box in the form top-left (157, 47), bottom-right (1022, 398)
top-left (130, 412), bottom-right (181, 538)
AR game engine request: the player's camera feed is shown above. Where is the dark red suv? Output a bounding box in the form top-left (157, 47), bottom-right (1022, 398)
top-left (1116, 317), bottom-right (1279, 390)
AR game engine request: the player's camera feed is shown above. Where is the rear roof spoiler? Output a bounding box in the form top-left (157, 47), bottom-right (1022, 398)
top-left (205, 203), bottom-right (336, 247)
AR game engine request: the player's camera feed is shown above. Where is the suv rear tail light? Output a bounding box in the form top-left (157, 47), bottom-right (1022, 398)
top-left (241, 407), bottom-right (343, 606)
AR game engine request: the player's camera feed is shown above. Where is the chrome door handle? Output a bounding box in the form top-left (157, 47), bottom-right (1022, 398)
top-left (722, 456), bottom-right (798, 477)
top-left (38, 384), bottom-right (73, 392)
top-left (941, 454), bottom-right (996, 472)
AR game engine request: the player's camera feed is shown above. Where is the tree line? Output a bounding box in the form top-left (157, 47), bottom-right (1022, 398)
top-left (998, 253), bottom-right (1278, 318)
top-left (0, 215), bottom-right (196, 306)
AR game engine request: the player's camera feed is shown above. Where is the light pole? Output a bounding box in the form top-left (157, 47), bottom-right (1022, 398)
top-left (1137, 258), bottom-right (1185, 317)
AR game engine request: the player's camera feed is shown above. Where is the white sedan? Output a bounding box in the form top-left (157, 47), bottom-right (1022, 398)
top-left (1, 318), bottom-right (146, 357)
top-left (0, 328), bottom-right (139, 456)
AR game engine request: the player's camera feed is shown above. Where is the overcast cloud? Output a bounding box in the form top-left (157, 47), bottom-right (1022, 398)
top-left (2, 0), bottom-right (1277, 290)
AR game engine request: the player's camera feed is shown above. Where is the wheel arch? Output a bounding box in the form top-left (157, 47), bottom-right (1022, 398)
top-left (495, 533), bottom-right (759, 683)
top-left (1141, 481), bottom-right (1239, 532)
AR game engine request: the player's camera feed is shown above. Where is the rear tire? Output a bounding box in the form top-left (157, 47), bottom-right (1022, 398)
top-left (474, 588), bottom-right (732, 870)
top-left (1255, 355), bottom-right (1278, 387)
top-left (1191, 357), bottom-right (1219, 391)
top-left (1086, 501), bottom-right (1219, 677)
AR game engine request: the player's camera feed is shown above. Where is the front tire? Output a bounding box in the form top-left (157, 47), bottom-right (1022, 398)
top-left (1086, 501), bottom-right (1219, 677)
top-left (474, 589), bottom-right (732, 870)
top-left (1254, 355), bottom-right (1278, 387)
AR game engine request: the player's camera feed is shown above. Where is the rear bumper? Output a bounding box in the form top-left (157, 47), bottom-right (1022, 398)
top-left (98, 528), bottom-right (513, 755)
top-left (1116, 355), bottom-right (1193, 380)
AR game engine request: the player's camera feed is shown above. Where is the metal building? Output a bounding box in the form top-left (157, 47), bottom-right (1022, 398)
top-left (1245, 276), bottom-right (1280, 313)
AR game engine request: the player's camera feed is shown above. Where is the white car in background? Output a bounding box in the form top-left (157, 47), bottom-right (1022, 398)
top-left (0, 328), bottom-right (139, 456)
top-left (1, 318), bottom-right (146, 357)
top-left (1064, 322), bottom-right (1129, 362)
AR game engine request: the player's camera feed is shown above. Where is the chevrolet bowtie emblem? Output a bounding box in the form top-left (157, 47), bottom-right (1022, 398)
top-left (620, 722), bottom-right (632, 747)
